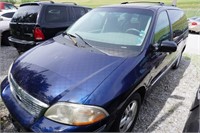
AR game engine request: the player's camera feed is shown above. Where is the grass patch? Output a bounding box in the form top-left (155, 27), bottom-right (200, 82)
top-left (183, 53), bottom-right (200, 71)
top-left (55, 0), bottom-right (200, 17)
top-left (183, 54), bottom-right (191, 61)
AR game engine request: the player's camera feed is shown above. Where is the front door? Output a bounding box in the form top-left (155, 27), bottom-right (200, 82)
top-left (148, 11), bottom-right (173, 85)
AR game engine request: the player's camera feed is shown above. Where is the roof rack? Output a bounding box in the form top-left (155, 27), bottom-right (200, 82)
top-left (61, 2), bottom-right (77, 5)
top-left (121, 1), bottom-right (165, 6)
top-left (20, 0), bottom-right (54, 7)
top-left (34, 0), bottom-right (54, 3)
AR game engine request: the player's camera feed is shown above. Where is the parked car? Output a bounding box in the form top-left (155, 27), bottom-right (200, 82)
top-left (8, 1), bottom-right (91, 53)
top-left (0, 10), bottom-right (16, 45)
top-left (183, 86), bottom-right (200, 132)
top-left (188, 16), bottom-right (200, 33)
top-left (0, 2), bottom-right (17, 10)
top-left (1, 2), bottom-right (188, 132)
top-left (0, 9), bottom-right (16, 21)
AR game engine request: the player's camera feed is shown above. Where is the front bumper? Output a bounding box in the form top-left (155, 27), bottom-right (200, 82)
top-left (1, 78), bottom-right (110, 132)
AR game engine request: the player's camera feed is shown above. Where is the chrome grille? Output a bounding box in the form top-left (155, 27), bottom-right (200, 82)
top-left (8, 74), bottom-right (49, 117)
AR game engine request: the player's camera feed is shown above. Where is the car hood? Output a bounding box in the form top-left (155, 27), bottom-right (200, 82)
top-left (11, 40), bottom-right (126, 105)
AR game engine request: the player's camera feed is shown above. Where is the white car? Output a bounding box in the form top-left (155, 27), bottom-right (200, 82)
top-left (188, 17), bottom-right (200, 33)
top-left (0, 10), bottom-right (16, 45)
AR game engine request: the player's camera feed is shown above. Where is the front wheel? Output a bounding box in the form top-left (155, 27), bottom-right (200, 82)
top-left (110, 93), bottom-right (141, 132)
top-left (16, 48), bottom-right (23, 55)
top-left (172, 53), bottom-right (182, 69)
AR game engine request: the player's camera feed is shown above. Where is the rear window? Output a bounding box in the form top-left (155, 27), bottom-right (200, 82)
top-left (11, 5), bottom-right (40, 23)
top-left (192, 17), bottom-right (200, 22)
top-left (196, 18), bottom-right (200, 22)
top-left (45, 6), bottom-right (68, 23)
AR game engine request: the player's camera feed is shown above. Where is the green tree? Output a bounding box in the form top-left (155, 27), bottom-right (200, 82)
top-left (21, 0), bottom-right (35, 3)
top-left (1, 0), bottom-right (16, 4)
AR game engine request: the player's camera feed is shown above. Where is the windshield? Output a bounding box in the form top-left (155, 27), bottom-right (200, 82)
top-left (66, 7), bottom-right (153, 57)
top-left (4, 3), bottom-right (17, 10)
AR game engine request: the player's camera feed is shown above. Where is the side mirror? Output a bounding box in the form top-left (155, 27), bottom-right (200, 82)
top-left (0, 18), bottom-right (3, 21)
top-left (158, 41), bottom-right (177, 52)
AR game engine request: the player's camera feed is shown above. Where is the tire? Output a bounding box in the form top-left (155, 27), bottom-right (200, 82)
top-left (110, 93), bottom-right (141, 132)
top-left (55, 31), bottom-right (64, 36)
top-left (2, 31), bottom-right (10, 46)
top-left (172, 52), bottom-right (182, 69)
top-left (17, 49), bottom-right (23, 55)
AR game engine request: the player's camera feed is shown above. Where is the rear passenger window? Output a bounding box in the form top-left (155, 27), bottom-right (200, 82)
top-left (74, 7), bottom-right (86, 19)
top-left (154, 11), bottom-right (171, 44)
top-left (45, 6), bottom-right (68, 23)
top-left (2, 12), bottom-right (15, 18)
top-left (168, 10), bottom-right (187, 40)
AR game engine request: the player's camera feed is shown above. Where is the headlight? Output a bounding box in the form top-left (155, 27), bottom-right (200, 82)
top-left (44, 102), bottom-right (109, 126)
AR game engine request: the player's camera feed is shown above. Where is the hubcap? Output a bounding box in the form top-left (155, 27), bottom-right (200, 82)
top-left (119, 100), bottom-right (138, 132)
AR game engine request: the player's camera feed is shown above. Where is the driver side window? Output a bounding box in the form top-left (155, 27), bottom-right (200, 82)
top-left (154, 11), bottom-right (171, 44)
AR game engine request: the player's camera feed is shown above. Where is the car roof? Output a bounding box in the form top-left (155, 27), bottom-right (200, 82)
top-left (100, 2), bottom-right (181, 12)
top-left (0, 9), bottom-right (16, 13)
top-left (20, 1), bottom-right (90, 8)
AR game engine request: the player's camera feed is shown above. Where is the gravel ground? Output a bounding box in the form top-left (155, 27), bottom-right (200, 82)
top-left (0, 46), bottom-right (18, 132)
top-left (0, 34), bottom-right (200, 132)
top-left (133, 54), bottom-right (200, 132)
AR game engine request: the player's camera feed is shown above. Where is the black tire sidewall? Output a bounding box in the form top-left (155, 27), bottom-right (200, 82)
top-left (110, 93), bottom-right (141, 132)
top-left (2, 31), bottom-right (10, 46)
top-left (172, 53), bottom-right (182, 69)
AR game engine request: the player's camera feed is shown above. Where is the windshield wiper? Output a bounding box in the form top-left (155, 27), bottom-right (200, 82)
top-left (75, 33), bottom-right (93, 48)
top-left (63, 32), bottom-right (78, 47)
top-left (75, 33), bottom-right (107, 55)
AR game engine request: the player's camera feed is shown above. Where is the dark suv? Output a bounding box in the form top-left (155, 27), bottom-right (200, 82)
top-left (8, 1), bottom-right (91, 53)
top-left (1, 2), bottom-right (188, 132)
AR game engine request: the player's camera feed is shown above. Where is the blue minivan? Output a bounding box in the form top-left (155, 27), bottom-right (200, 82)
top-left (1, 2), bottom-right (188, 132)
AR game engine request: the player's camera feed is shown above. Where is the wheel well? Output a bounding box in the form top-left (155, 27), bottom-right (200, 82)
top-left (2, 30), bottom-right (10, 36)
top-left (135, 86), bottom-right (146, 102)
top-left (182, 46), bottom-right (186, 53)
